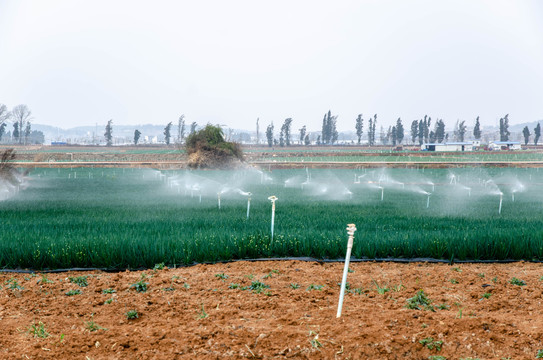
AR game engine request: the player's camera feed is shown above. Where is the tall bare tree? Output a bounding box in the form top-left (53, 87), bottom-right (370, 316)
top-left (11, 105), bottom-right (32, 144)
top-left (0, 104), bottom-right (11, 127)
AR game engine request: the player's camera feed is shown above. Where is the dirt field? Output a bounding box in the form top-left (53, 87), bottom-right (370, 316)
top-left (1, 260), bottom-right (542, 359)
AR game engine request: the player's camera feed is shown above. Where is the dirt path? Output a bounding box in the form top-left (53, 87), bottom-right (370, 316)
top-left (1, 261), bottom-right (542, 359)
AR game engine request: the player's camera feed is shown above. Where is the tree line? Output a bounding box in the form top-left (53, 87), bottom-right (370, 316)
top-left (0, 103), bottom-right (44, 144)
top-left (258, 111), bottom-right (540, 147)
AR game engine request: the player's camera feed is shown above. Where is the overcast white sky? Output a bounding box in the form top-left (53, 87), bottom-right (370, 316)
top-left (0, 0), bottom-right (542, 131)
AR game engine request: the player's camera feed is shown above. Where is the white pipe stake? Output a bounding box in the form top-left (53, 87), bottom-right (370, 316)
top-left (218, 193), bottom-right (221, 209)
top-left (247, 196), bottom-right (251, 219)
top-left (498, 193), bottom-right (503, 214)
top-left (337, 223), bottom-right (357, 318)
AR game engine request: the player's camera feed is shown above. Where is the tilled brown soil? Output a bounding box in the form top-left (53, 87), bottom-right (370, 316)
top-left (1, 261), bottom-right (542, 359)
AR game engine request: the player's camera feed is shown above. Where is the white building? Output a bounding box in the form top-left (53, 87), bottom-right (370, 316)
top-left (488, 141), bottom-right (521, 151)
top-left (421, 142), bottom-right (475, 152)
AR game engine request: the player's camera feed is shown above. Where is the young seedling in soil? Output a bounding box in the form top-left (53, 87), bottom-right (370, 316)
top-left (371, 280), bottom-right (390, 294)
top-left (27, 321), bottom-right (49, 338)
top-left (419, 337), bottom-right (443, 351)
top-left (228, 283), bottom-right (240, 289)
top-left (102, 288), bottom-right (116, 294)
top-left (306, 284), bottom-right (323, 291)
top-left (308, 331), bottom-right (322, 349)
top-left (536, 349), bottom-right (543, 358)
top-left (197, 304), bottom-right (208, 319)
top-left (248, 281), bottom-right (270, 294)
top-left (131, 274), bottom-right (149, 293)
top-left (153, 262), bottom-right (165, 270)
top-left (406, 290), bottom-right (434, 311)
top-left (38, 275), bottom-right (54, 284)
top-left (68, 276), bottom-right (88, 287)
top-left (290, 283), bottom-right (300, 289)
top-left (6, 278), bottom-right (23, 291)
top-left (215, 273), bottom-right (229, 281)
top-left (428, 356), bottom-right (447, 360)
top-left (509, 277), bottom-right (526, 286)
top-left (85, 315), bottom-right (107, 332)
top-left (481, 292), bottom-right (492, 299)
top-left (65, 289), bottom-right (82, 296)
top-left (125, 310), bottom-right (139, 320)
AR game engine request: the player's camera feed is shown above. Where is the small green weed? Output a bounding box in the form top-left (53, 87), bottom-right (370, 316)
top-left (6, 278), bottom-right (23, 290)
top-left (428, 356), bottom-right (447, 360)
top-left (419, 337), bottom-right (443, 351)
top-left (183, 282), bottom-right (190, 289)
top-left (449, 278), bottom-right (459, 284)
top-left (130, 279), bottom-right (148, 293)
top-left (197, 304), bottom-right (208, 319)
top-left (228, 283), bottom-right (240, 289)
top-left (536, 349), bottom-right (543, 358)
top-left (290, 283), bottom-right (300, 289)
top-left (65, 289), bottom-right (82, 296)
top-left (437, 303), bottom-right (450, 310)
top-left (38, 275), bottom-right (54, 284)
top-left (27, 321), bottom-right (49, 338)
top-left (406, 290), bottom-right (434, 311)
top-left (306, 284), bottom-right (323, 291)
top-left (248, 281), bottom-right (270, 294)
top-left (153, 262), bottom-right (165, 270)
top-left (477, 273), bottom-right (485, 278)
top-left (372, 280), bottom-right (390, 294)
top-left (68, 276), bottom-right (88, 287)
top-left (102, 288), bottom-right (116, 294)
top-left (125, 310), bottom-right (139, 320)
top-left (104, 298), bottom-right (114, 304)
top-left (215, 273), bottom-right (229, 280)
top-left (481, 292), bottom-right (492, 299)
top-left (85, 318), bottom-right (106, 332)
top-left (509, 277), bottom-right (526, 286)
top-left (451, 267), bottom-right (462, 272)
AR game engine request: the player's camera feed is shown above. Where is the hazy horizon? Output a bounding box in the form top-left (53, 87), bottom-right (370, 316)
top-left (1, 0), bottom-right (542, 131)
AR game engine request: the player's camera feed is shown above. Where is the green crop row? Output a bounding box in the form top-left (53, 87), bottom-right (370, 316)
top-left (0, 167), bottom-right (542, 269)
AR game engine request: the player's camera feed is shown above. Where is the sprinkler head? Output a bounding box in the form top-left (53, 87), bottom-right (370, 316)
top-left (346, 223), bottom-right (357, 236)
top-left (268, 195), bottom-right (278, 203)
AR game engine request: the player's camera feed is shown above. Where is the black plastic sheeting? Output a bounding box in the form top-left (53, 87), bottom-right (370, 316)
top-left (0, 257), bottom-right (539, 274)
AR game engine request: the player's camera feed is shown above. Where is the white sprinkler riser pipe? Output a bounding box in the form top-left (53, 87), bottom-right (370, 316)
top-left (271, 202), bottom-right (275, 239)
top-left (268, 196), bottom-right (278, 240)
top-left (337, 224), bottom-right (356, 318)
top-left (247, 197), bottom-right (251, 219)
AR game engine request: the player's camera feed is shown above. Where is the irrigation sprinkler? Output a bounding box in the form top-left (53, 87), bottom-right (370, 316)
top-left (218, 193), bottom-right (221, 209)
top-left (379, 186), bottom-right (384, 201)
top-left (199, 191), bottom-right (202, 203)
top-left (498, 193), bottom-right (503, 215)
top-left (512, 193), bottom-right (515, 202)
top-left (246, 193), bottom-right (252, 219)
top-left (268, 196), bottom-right (278, 240)
top-left (337, 223), bottom-right (357, 318)
top-left (426, 193), bottom-right (431, 208)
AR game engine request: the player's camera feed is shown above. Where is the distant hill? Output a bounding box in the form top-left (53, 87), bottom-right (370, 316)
top-left (509, 120), bottom-right (542, 132)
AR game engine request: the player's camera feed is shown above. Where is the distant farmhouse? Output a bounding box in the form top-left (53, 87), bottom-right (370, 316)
top-left (421, 140), bottom-right (522, 152)
top-left (488, 141), bottom-right (521, 151)
top-left (421, 141), bottom-right (480, 152)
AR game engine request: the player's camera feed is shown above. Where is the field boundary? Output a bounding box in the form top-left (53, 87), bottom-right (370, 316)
top-left (0, 257), bottom-right (536, 273)
top-left (10, 160), bottom-right (543, 169)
